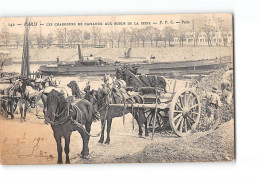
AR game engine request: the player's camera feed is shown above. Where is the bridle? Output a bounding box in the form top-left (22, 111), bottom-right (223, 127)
top-left (44, 93), bottom-right (70, 125)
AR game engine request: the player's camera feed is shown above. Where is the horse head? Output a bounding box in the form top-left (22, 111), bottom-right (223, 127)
top-left (8, 80), bottom-right (23, 95)
top-left (67, 81), bottom-right (81, 98)
top-left (45, 89), bottom-right (67, 124)
top-left (67, 80), bottom-right (77, 89)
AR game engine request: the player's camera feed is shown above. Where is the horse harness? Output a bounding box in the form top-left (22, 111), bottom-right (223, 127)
top-left (45, 96), bottom-right (104, 137)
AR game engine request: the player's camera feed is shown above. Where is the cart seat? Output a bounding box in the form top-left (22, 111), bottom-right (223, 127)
top-left (137, 75), bottom-right (167, 92)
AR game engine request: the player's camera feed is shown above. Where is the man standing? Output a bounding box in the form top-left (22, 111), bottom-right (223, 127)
top-left (205, 87), bottom-right (222, 126)
top-left (56, 56), bottom-right (59, 64)
top-left (221, 67), bottom-right (234, 104)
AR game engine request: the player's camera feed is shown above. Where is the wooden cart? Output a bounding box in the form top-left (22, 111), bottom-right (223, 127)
top-left (111, 67), bottom-right (201, 137)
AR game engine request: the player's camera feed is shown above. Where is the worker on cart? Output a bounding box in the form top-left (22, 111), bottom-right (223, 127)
top-left (84, 81), bottom-right (91, 101)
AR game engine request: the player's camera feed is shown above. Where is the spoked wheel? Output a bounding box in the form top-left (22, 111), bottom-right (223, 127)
top-left (169, 88), bottom-right (201, 137)
top-left (144, 108), bottom-right (169, 131)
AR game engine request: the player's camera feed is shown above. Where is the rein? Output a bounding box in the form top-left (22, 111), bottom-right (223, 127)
top-left (45, 94), bottom-right (106, 137)
top-left (45, 95), bottom-right (70, 125)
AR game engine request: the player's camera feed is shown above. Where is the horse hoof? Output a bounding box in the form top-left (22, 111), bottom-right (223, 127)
top-left (145, 133), bottom-right (149, 137)
top-left (65, 160), bottom-right (70, 164)
top-left (138, 134), bottom-right (142, 138)
top-left (57, 160), bottom-right (63, 164)
top-left (98, 140), bottom-right (104, 144)
top-left (104, 141), bottom-right (110, 145)
top-left (81, 153), bottom-right (89, 159)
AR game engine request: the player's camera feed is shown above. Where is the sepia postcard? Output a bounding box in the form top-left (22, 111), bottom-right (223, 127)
top-left (0, 14), bottom-right (234, 165)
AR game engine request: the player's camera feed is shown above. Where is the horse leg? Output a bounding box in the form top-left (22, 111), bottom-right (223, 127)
top-left (138, 109), bottom-right (149, 136)
top-left (104, 117), bottom-right (112, 144)
top-left (23, 101), bottom-right (28, 121)
top-left (98, 118), bottom-right (105, 144)
top-left (84, 121), bottom-right (92, 156)
top-left (53, 131), bottom-right (63, 164)
top-left (74, 124), bottom-right (89, 158)
top-left (3, 102), bottom-right (8, 118)
top-left (144, 120), bottom-right (149, 136)
top-left (64, 134), bottom-right (71, 164)
top-left (133, 112), bottom-right (143, 138)
top-left (140, 110), bottom-right (149, 137)
top-left (19, 100), bottom-right (23, 122)
top-left (137, 119), bottom-right (143, 138)
top-left (9, 100), bottom-right (14, 119)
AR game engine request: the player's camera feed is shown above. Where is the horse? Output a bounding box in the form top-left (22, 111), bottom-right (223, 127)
top-left (45, 89), bottom-right (95, 164)
top-left (13, 78), bottom-right (36, 122)
top-left (40, 86), bottom-right (69, 116)
top-left (66, 80), bottom-right (148, 145)
top-left (97, 85), bottom-right (148, 144)
top-left (0, 81), bottom-right (20, 119)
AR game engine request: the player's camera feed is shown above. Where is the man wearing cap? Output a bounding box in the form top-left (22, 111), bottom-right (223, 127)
top-left (84, 81), bottom-right (91, 101)
top-left (205, 87), bottom-right (222, 124)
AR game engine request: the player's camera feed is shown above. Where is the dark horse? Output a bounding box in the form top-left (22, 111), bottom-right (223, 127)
top-left (66, 80), bottom-right (148, 145)
top-left (45, 89), bottom-right (94, 164)
top-left (98, 86), bottom-right (148, 144)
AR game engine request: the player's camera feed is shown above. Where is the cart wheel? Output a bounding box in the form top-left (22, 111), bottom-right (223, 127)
top-left (144, 108), bottom-right (169, 130)
top-left (169, 88), bottom-right (201, 137)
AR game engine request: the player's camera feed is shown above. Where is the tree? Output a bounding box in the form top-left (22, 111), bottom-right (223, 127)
top-left (146, 26), bottom-right (161, 47)
top-left (107, 30), bottom-right (115, 48)
top-left (13, 33), bottom-right (23, 48)
top-left (97, 32), bottom-right (103, 45)
top-left (55, 28), bottom-right (66, 46)
top-left (83, 31), bottom-right (91, 41)
top-left (131, 28), bottom-right (140, 48)
top-left (82, 31), bottom-right (91, 47)
top-left (46, 33), bottom-right (54, 46)
top-left (29, 33), bottom-right (37, 45)
top-left (36, 34), bottom-right (45, 46)
top-left (128, 29), bottom-right (135, 48)
top-left (138, 28), bottom-right (147, 48)
top-left (115, 31), bottom-right (121, 48)
top-left (202, 24), bottom-right (215, 47)
top-left (91, 27), bottom-right (101, 45)
top-left (67, 30), bottom-right (82, 46)
top-left (191, 18), bottom-right (202, 47)
top-left (221, 27), bottom-right (230, 47)
top-left (120, 28), bottom-right (128, 48)
top-left (0, 31), bottom-right (10, 45)
top-left (162, 27), bottom-right (176, 47)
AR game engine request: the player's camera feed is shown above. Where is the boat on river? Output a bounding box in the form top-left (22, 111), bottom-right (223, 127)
top-left (38, 45), bottom-right (232, 76)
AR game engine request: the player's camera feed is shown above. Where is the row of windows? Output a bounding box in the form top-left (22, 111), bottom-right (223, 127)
top-left (173, 38), bottom-right (230, 43)
top-left (198, 33), bottom-right (232, 37)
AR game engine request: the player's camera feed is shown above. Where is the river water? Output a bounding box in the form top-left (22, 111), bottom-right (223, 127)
top-left (1, 64), bottom-right (104, 93)
top-left (1, 64), bottom-right (187, 93)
